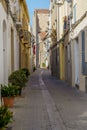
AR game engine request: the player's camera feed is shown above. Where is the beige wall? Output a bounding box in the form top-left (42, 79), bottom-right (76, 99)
top-left (71, 19), bottom-right (87, 92)
top-left (51, 2), bottom-right (57, 29)
top-left (76, 0), bottom-right (87, 20)
top-left (72, 0), bottom-right (87, 23)
top-left (39, 41), bottom-right (46, 68)
top-left (37, 13), bottom-right (49, 32)
top-left (59, 1), bottom-right (71, 39)
top-left (33, 9), bottom-right (49, 67)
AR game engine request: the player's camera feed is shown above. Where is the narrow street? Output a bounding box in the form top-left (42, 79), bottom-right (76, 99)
top-left (1, 1), bottom-right (87, 130)
top-left (11, 69), bottom-right (87, 130)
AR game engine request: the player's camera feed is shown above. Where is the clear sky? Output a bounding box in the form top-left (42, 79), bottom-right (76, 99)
top-left (26, 0), bottom-right (50, 26)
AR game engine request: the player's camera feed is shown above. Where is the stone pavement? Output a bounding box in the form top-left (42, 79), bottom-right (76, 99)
top-left (42, 69), bottom-right (87, 130)
top-left (9, 69), bottom-right (87, 130)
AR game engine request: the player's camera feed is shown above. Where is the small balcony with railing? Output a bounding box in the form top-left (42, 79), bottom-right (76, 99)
top-left (19, 29), bottom-right (31, 47)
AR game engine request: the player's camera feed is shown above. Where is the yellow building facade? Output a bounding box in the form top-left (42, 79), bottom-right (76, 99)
top-left (18, 0), bottom-right (31, 71)
top-left (58, 1), bottom-right (71, 81)
top-left (59, 43), bottom-right (65, 80)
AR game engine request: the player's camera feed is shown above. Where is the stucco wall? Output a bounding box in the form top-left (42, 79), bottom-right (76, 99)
top-left (8, 15), bottom-right (19, 74)
top-left (72, 0), bottom-right (87, 23)
top-left (76, 0), bottom-right (87, 21)
top-left (0, 4), bottom-right (8, 84)
top-left (0, 3), bottom-right (20, 85)
top-left (37, 13), bottom-right (49, 32)
top-left (51, 3), bottom-right (57, 28)
top-left (71, 19), bottom-right (87, 91)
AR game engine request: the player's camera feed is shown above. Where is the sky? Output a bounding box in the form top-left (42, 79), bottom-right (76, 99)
top-left (26, 0), bottom-right (50, 26)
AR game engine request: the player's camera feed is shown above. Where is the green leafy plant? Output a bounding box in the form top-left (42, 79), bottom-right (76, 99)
top-left (0, 106), bottom-right (13, 129)
top-left (1, 84), bottom-right (20, 97)
top-left (42, 63), bottom-right (46, 67)
top-left (21, 68), bottom-right (30, 78)
top-left (8, 70), bottom-right (27, 88)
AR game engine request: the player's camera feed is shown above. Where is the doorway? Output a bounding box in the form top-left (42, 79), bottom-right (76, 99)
top-left (11, 28), bottom-right (14, 72)
top-left (74, 38), bottom-right (79, 88)
top-left (3, 20), bottom-right (7, 84)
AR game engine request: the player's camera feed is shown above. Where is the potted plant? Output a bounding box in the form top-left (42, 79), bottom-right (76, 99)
top-left (8, 70), bottom-right (27, 95)
top-left (0, 106), bottom-right (13, 130)
top-left (1, 84), bottom-right (19, 107)
top-left (21, 68), bottom-right (30, 78)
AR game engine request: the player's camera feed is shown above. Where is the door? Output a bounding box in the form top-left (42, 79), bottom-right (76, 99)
top-left (3, 20), bottom-right (7, 84)
top-left (74, 38), bottom-right (79, 87)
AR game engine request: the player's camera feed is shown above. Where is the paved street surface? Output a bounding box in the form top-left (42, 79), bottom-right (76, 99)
top-left (10, 69), bottom-right (87, 130)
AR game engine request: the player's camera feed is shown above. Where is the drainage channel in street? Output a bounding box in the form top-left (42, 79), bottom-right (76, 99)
top-left (39, 70), bottom-right (67, 130)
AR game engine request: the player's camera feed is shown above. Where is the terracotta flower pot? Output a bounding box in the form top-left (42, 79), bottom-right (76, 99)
top-left (0, 128), bottom-right (4, 130)
top-left (3, 97), bottom-right (15, 107)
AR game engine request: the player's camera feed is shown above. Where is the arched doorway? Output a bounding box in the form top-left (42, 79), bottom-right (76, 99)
top-left (3, 20), bottom-right (7, 84)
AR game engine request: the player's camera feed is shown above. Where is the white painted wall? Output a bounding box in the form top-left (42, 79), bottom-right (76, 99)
top-left (0, 4), bottom-right (8, 106)
top-left (14, 28), bottom-right (19, 70)
top-left (72, 0), bottom-right (87, 23)
top-left (0, 2), bottom-right (20, 106)
top-left (71, 15), bottom-right (87, 92)
top-left (0, 3), bottom-right (20, 83)
top-left (7, 15), bottom-right (20, 75)
top-left (0, 4), bottom-right (8, 85)
top-left (71, 17), bottom-right (87, 39)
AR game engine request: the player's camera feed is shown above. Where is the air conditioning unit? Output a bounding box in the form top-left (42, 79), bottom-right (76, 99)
top-left (55, 0), bottom-right (63, 5)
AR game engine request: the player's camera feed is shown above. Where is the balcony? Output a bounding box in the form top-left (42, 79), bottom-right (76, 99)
top-left (19, 29), bottom-right (31, 45)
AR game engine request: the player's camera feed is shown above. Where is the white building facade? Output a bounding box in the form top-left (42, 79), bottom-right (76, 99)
top-left (0, 0), bottom-right (20, 105)
top-left (71, 0), bottom-right (87, 92)
top-left (0, 1), bottom-right (20, 85)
